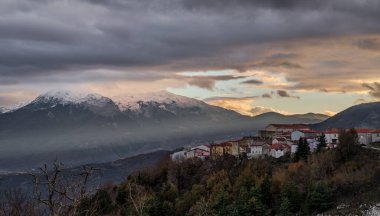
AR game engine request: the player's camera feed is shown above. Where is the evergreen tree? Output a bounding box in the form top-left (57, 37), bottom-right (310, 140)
top-left (317, 133), bottom-right (327, 152)
top-left (259, 175), bottom-right (272, 208)
top-left (211, 187), bottom-right (233, 216)
top-left (235, 187), bottom-right (267, 216)
top-left (281, 184), bottom-right (301, 213)
top-left (336, 129), bottom-right (360, 162)
top-left (294, 138), bottom-right (310, 162)
top-left (304, 138), bottom-right (310, 158)
top-left (278, 197), bottom-right (291, 216)
top-left (308, 182), bottom-right (334, 213)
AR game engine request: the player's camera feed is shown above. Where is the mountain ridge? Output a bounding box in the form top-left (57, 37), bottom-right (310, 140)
top-left (0, 90), bottom-right (327, 171)
top-left (313, 101), bottom-right (380, 129)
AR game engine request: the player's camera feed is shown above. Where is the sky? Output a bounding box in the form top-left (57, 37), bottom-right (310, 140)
top-left (1, 0), bottom-right (380, 116)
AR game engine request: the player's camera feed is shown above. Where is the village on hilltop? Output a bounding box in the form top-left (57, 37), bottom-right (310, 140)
top-left (171, 124), bottom-right (380, 161)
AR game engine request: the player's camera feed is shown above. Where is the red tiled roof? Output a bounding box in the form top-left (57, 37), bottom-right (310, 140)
top-left (323, 128), bottom-right (378, 134)
top-left (298, 129), bottom-right (319, 133)
top-left (270, 143), bottom-right (290, 150)
top-left (353, 128), bottom-right (375, 133)
top-left (274, 137), bottom-right (287, 142)
top-left (323, 129), bottom-right (339, 134)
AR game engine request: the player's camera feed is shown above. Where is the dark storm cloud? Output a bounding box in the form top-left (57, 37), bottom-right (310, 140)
top-left (184, 75), bottom-right (246, 90)
top-left (262, 93), bottom-right (272, 99)
top-left (1, 0), bottom-right (380, 83)
top-left (241, 79), bottom-right (263, 85)
top-left (363, 82), bottom-right (380, 99)
top-left (277, 90), bottom-right (300, 99)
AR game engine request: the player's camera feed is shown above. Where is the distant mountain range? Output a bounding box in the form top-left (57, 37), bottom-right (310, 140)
top-left (313, 101), bottom-right (380, 129)
top-left (0, 91), bottom-right (328, 171)
top-left (252, 112), bottom-right (329, 125)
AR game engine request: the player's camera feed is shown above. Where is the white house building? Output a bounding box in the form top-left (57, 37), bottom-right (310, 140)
top-left (249, 144), bottom-right (263, 158)
top-left (290, 143), bottom-right (298, 154)
top-left (247, 142), bottom-right (266, 158)
top-left (372, 130), bottom-right (380, 143)
top-left (307, 138), bottom-right (320, 152)
top-left (188, 145), bottom-right (210, 160)
top-left (291, 130), bottom-right (320, 141)
top-left (170, 150), bottom-right (188, 161)
top-left (171, 144), bottom-right (211, 161)
top-left (324, 129), bottom-right (339, 144)
top-left (355, 129), bottom-right (373, 145)
top-left (270, 144), bottom-right (290, 158)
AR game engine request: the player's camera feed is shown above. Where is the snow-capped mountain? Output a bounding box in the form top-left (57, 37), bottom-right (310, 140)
top-left (0, 90), bottom-right (327, 171)
top-left (32, 90), bottom-right (83, 105)
top-left (114, 91), bottom-right (207, 112)
top-left (0, 90), bottom-right (250, 170)
top-left (20, 90), bottom-right (120, 117)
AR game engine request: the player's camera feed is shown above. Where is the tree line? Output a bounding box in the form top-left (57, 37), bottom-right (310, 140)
top-left (1, 130), bottom-right (380, 215)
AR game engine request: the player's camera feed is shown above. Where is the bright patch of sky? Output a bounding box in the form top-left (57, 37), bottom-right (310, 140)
top-left (169, 70), bottom-right (373, 116)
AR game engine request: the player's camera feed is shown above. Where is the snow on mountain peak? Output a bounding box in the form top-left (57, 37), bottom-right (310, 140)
top-left (38, 90), bottom-right (81, 104)
top-left (82, 93), bottom-right (113, 107)
top-left (113, 91), bottom-right (204, 111)
top-left (22, 90), bottom-right (206, 112)
top-left (33, 90), bottom-right (112, 108)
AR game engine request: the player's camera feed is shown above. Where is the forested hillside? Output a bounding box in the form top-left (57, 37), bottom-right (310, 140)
top-left (87, 131), bottom-right (380, 215)
top-left (1, 131), bottom-right (380, 215)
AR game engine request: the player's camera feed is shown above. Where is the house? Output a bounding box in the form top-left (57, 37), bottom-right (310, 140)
top-left (291, 130), bottom-right (320, 141)
top-left (265, 124), bottom-right (310, 133)
top-left (290, 143), bottom-right (298, 154)
top-left (247, 141), bottom-right (267, 158)
top-left (238, 137), bottom-right (270, 158)
top-left (231, 141), bottom-right (242, 156)
top-left (306, 138), bottom-right (320, 152)
top-left (372, 130), bottom-right (380, 143)
top-left (270, 144), bottom-right (290, 158)
top-left (262, 144), bottom-right (271, 156)
top-left (324, 129), bottom-right (339, 144)
top-left (272, 137), bottom-right (287, 144)
top-left (170, 150), bottom-right (188, 161)
top-left (248, 143), bottom-right (263, 158)
top-left (190, 145), bottom-right (210, 159)
top-left (354, 129), bottom-right (373, 145)
top-left (263, 124), bottom-right (310, 140)
top-left (210, 142), bottom-right (232, 159)
top-left (171, 144), bottom-right (211, 161)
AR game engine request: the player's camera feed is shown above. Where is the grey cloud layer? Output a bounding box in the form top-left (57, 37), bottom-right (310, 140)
top-left (363, 83), bottom-right (380, 99)
top-left (1, 0), bottom-right (380, 82)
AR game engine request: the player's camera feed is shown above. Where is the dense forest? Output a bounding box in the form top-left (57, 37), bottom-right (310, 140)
top-left (1, 130), bottom-right (380, 215)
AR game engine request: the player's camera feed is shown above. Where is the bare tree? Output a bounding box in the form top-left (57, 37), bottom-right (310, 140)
top-left (29, 160), bottom-right (100, 216)
top-left (0, 189), bottom-right (40, 216)
top-left (126, 180), bottom-right (150, 216)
